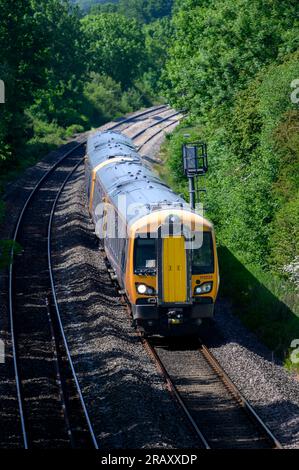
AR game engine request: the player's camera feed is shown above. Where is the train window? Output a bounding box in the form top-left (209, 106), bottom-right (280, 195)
top-left (121, 239), bottom-right (127, 272)
top-left (134, 237), bottom-right (157, 274)
top-left (191, 232), bottom-right (214, 274)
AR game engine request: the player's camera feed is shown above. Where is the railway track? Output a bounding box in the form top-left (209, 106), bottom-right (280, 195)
top-left (140, 335), bottom-right (283, 449)
top-left (103, 259), bottom-right (283, 451)
top-left (7, 105), bottom-right (182, 448)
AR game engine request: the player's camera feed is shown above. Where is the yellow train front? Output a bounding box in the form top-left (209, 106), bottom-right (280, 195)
top-left (86, 130), bottom-right (219, 336)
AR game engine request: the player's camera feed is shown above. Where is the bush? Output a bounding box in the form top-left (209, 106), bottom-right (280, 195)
top-left (83, 73), bottom-right (153, 126)
top-left (66, 124), bottom-right (85, 137)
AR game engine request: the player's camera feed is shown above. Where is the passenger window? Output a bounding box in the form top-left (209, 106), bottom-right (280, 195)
top-left (121, 241), bottom-right (127, 272)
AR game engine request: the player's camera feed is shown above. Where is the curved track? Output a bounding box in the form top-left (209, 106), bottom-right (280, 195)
top-left (142, 336), bottom-right (283, 449)
top-left (8, 105), bottom-right (182, 448)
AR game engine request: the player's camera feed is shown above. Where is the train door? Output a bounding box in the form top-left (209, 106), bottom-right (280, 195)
top-left (161, 236), bottom-right (187, 303)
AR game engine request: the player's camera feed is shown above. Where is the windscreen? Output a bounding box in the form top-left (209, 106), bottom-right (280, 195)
top-left (191, 232), bottom-right (214, 274)
top-left (134, 238), bottom-right (157, 274)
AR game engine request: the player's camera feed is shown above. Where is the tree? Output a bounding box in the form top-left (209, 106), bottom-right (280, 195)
top-left (164, 0), bottom-right (299, 114)
top-left (143, 18), bottom-right (173, 93)
top-left (118, 0), bottom-right (173, 23)
top-left (87, 0), bottom-right (174, 22)
top-left (72, 0), bottom-right (118, 13)
top-left (29, 0), bottom-right (87, 126)
top-left (81, 13), bottom-right (146, 88)
top-left (161, 0), bottom-right (299, 276)
top-left (90, 2), bottom-right (119, 14)
top-left (0, 0), bottom-right (44, 158)
top-left (0, 0), bottom-right (87, 164)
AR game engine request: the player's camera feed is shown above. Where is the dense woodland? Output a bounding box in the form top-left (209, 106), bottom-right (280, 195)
top-left (0, 0), bottom-right (298, 357)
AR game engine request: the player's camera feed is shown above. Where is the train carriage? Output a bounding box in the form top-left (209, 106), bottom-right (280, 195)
top-left (85, 130), bottom-right (219, 336)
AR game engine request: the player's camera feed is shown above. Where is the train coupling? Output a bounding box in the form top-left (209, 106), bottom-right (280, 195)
top-left (167, 309), bottom-right (184, 326)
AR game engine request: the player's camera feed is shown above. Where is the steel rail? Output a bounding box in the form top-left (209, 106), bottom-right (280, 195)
top-left (9, 141), bottom-right (84, 449)
top-left (137, 333), bottom-right (283, 450)
top-left (142, 336), bottom-right (210, 449)
top-left (107, 266), bottom-right (210, 450)
top-left (45, 295), bottom-right (75, 447)
top-left (108, 104), bottom-right (169, 131)
top-left (48, 159), bottom-right (99, 448)
top-left (199, 343), bottom-right (283, 449)
top-left (130, 110), bottom-right (182, 141)
top-left (138, 113), bottom-right (183, 151)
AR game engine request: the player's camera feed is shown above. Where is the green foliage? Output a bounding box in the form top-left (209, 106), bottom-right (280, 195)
top-left (0, 240), bottom-right (22, 269)
top-left (218, 246), bottom-right (299, 360)
top-left (83, 73), bottom-right (150, 125)
top-left (0, 0), bottom-right (156, 200)
top-left (73, 0), bottom-right (118, 12)
top-left (27, 115), bottom-right (67, 146)
top-left (88, 0), bottom-right (174, 22)
top-left (164, 0), bottom-right (299, 114)
top-left (143, 18), bottom-right (173, 94)
top-left (0, 0), bottom-right (87, 171)
top-left (0, 200), bottom-right (4, 227)
top-left (65, 124), bottom-right (85, 137)
top-left (81, 12), bottom-right (146, 88)
top-left (163, 53), bottom-right (299, 272)
top-left (0, 0), bottom-right (41, 160)
top-left (160, 125), bottom-right (299, 358)
top-left (269, 198), bottom-right (299, 274)
top-left (163, 1), bottom-right (299, 278)
top-left (216, 53), bottom-right (299, 269)
top-left (90, 1), bottom-right (119, 13)
top-left (118, 0), bottom-right (173, 23)
top-left (159, 1), bottom-right (299, 363)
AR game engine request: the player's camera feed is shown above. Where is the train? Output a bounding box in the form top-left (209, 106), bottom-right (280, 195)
top-left (85, 130), bottom-right (219, 336)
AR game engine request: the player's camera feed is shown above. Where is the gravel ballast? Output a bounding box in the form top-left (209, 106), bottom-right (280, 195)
top-left (51, 168), bottom-right (198, 449)
top-left (0, 141), bottom-right (83, 448)
top-left (204, 300), bottom-right (299, 448)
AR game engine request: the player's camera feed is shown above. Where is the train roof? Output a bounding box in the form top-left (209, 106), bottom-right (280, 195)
top-left (87, 130), bottom-right (212, 228)
top-left (95, 157), bottom-right (190, 224)
top-left (87, 130), bottom-right (140, 167)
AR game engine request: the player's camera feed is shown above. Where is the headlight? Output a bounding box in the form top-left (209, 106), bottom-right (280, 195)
top-left (194, 282), bottom-right (213, 295)
top-left (137, 284), bottom-right (147, 294)
top-left (136, 284), bottom-right (156, 295)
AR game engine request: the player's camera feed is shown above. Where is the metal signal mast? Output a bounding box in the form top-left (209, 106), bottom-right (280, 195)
top-left (182, 139), bottom-right (208, 211)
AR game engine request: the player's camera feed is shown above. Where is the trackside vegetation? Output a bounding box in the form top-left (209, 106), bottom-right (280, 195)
top-left (159, 0), bottom-right (299, 364)
top-left (0, 0), bottom-right (171, 219)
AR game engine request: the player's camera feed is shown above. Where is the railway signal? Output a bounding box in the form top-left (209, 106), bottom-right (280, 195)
top-left (182, 140), bottom-right (208, 210)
